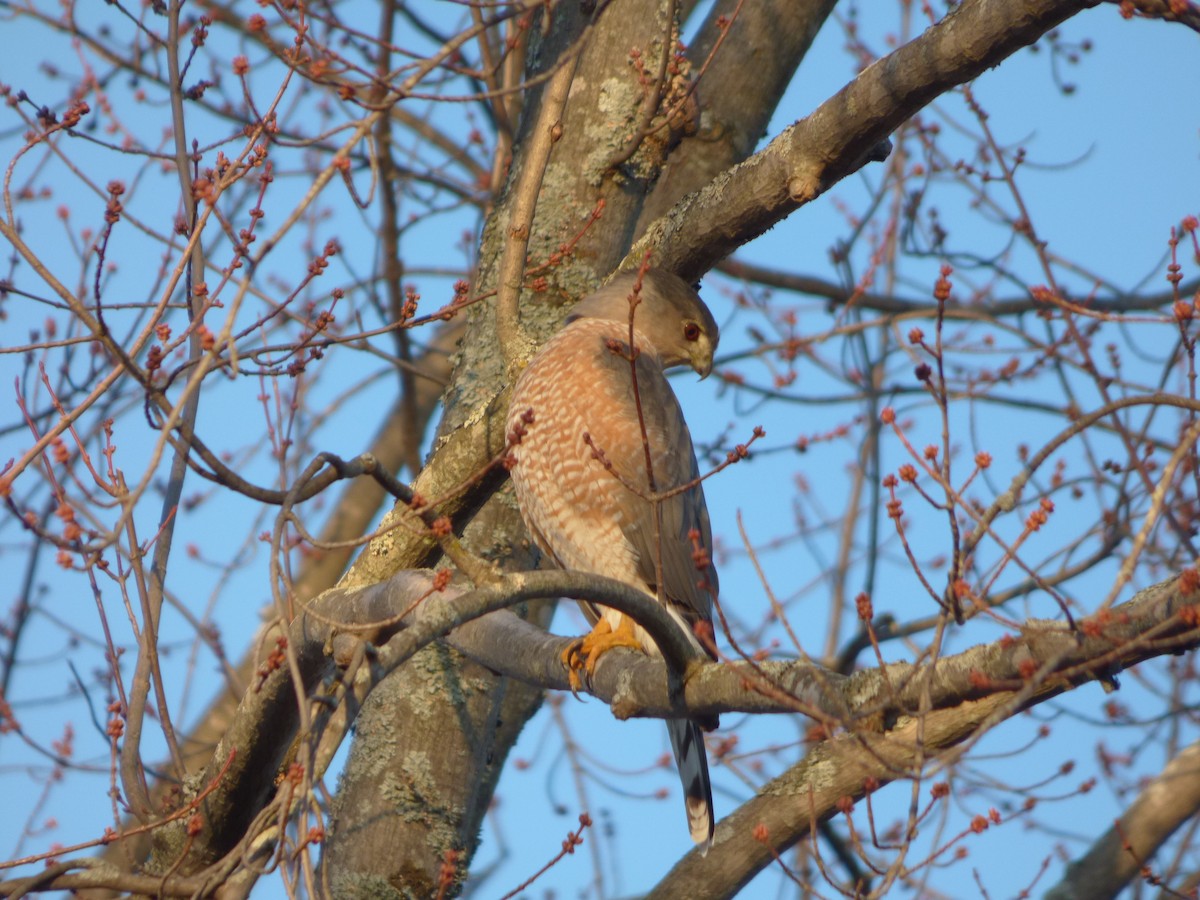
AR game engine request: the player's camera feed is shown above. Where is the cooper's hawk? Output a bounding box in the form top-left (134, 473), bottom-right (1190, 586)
top-left (506, 268), bottom-right (720, 846)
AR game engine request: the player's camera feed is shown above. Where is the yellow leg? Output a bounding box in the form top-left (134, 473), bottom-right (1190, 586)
top-left (561, 615), bottom-right (642, 692)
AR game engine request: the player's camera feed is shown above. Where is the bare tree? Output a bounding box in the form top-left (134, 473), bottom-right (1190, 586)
top-left (1, 0), bottom-right (1199, 898)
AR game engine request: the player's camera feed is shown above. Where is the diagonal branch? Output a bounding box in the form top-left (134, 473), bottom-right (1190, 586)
top-left (631, 0), bottom-right (1100, 280)
top-left (1044, 738), bottom-right (1200, 900)
top-left (643, 573), bottom-right (1200, 900)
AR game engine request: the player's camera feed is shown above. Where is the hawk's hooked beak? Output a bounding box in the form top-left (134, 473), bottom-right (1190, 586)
top-left (693, 350), bottom-right (714, 380)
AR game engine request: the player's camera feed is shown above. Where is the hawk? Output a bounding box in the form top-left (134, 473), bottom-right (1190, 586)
top-left (506, 268), bottom-right (720, 846)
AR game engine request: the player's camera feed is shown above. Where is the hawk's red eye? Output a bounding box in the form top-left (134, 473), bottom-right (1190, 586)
top-left (683, 322), bottom-right (701, 342)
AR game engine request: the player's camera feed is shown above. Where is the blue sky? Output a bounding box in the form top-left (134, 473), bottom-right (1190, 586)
top-left (1, 2), bottom-right (1198, 897)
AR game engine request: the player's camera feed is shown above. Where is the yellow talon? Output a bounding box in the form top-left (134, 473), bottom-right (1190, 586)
top-left (560, 616), bottom-right (642, 694)
top-left (561, 639), bottom-right (587, 695)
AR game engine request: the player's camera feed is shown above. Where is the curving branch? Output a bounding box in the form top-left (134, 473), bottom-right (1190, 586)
top-left (7, 569), bottom-right (1198, 897)
top-left (136, 568), bottom-right (708, 877)
top-left (452, 574), bottom-right (1200, 728)
top-left (147, 570), bottom-right (1200, 870)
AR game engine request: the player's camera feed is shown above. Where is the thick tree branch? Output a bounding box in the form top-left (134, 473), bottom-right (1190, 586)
top-left (631, 0), bottom-right (1099, 280)
top-left (18, 570), bottom-right (1199, 897)
top-left (335, 384), bottom-right (513, 590)
top-left (644, 574), bottom-right (1200, 900)
top-left (1045, 738), bottom-right (1200, 900)
top-left (634, 0), bottom-right (839, 234)
top-left (144, 568), bottom-right (705, 876)
top-left (648, 690), bottom-right (1019, 899)
top-left (445, 573), bottom-right (1200, 728)
top-left (176, 570), bottom-right (1200, 869)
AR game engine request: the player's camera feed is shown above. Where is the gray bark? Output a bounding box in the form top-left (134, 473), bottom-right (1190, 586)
top-left (319, 0), bottom-right (813, 892)
top-left (10, 569), bottom-right (1198, 898)
top-left (316, 0), bottom-right (1105, 896)
top-left (1044, 740), bottom-right (1200, 900)
top-left (132, 0), bottom-right (1122, 896)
